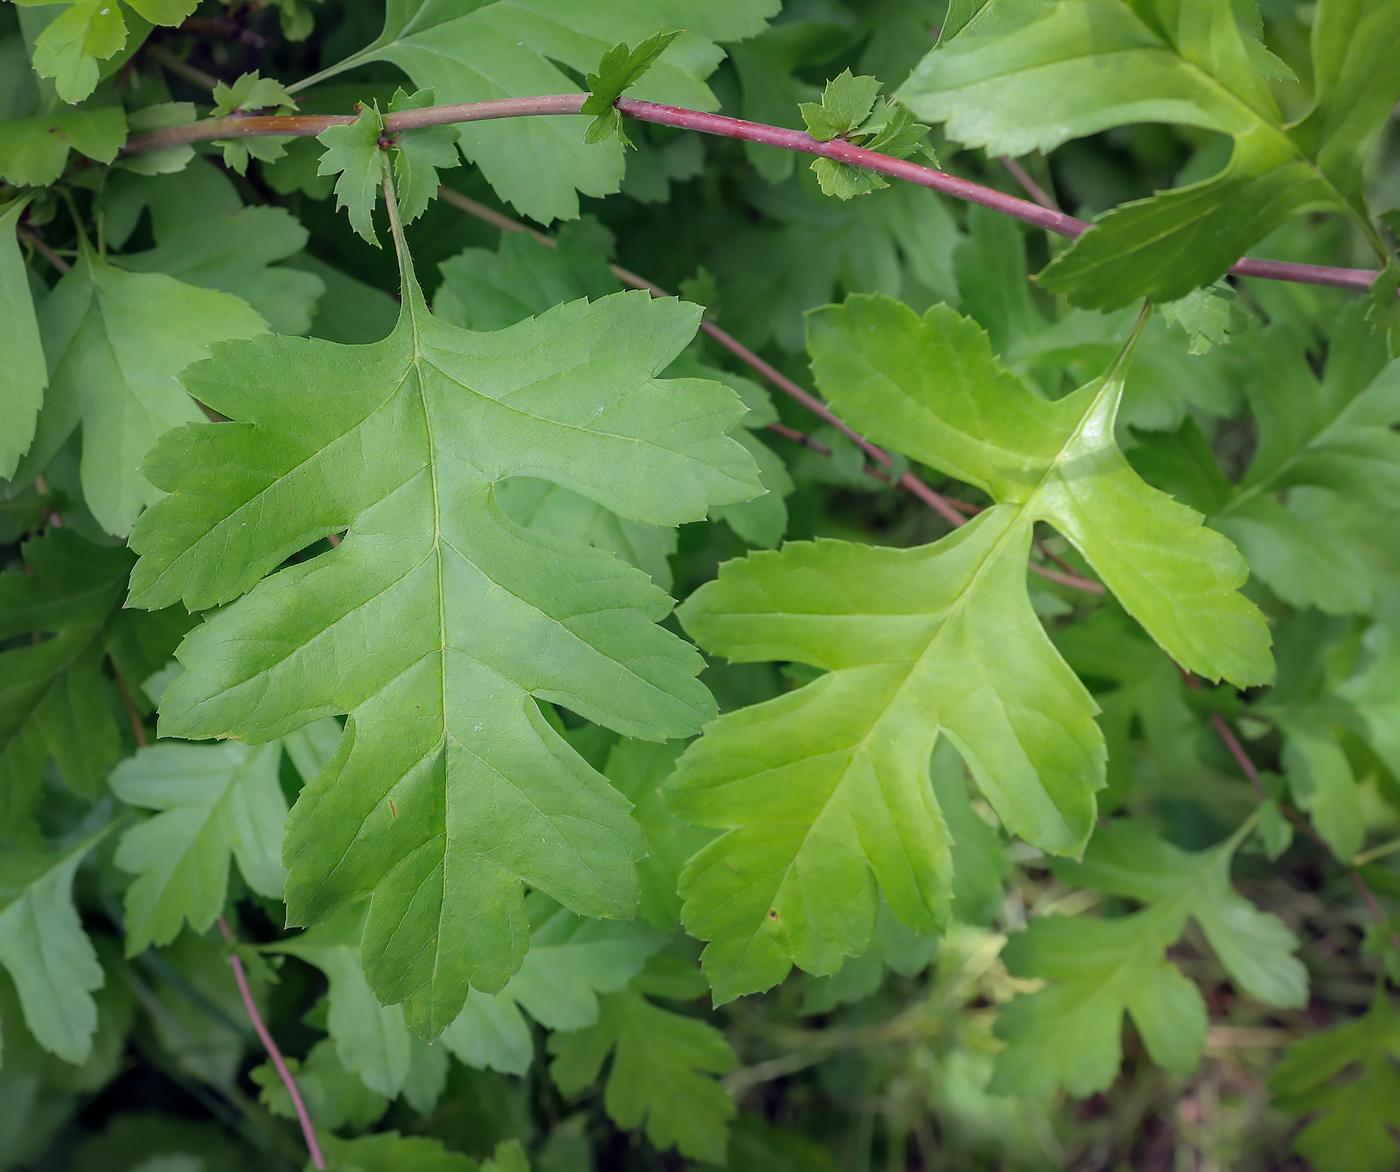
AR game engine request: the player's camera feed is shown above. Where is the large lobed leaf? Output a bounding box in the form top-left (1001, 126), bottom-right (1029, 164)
top-left (127, 245), bottom-right (759, 1037)
top-left (897, 0), bottom-right (1400, 308)
top-left (670, 293), bottom-right (1271, 1002)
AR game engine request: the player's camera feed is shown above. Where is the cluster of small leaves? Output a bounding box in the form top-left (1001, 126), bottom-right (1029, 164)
top-left (4, 0), bottom-right (1400, 1170)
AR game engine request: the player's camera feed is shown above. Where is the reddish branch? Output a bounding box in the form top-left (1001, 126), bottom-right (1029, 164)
top-left (120, 93), bottom-right (1397, 298)
top-left (216, 918), bottom-right (326, 1170)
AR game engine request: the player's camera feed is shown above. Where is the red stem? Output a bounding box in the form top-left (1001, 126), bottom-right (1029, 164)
top-left (117, 94), bottom-right (1396, 299)
top-left (216, 918), bottom-right (325, 1170)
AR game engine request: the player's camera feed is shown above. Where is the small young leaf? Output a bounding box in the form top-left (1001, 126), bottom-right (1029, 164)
top-left (581, 30), bottom-right (684, 147)
top-left (211, 70), bottom-right (296, 174)
top-left (387, 88), bottom-right (461, 224)
top-left (317, 103), bottom-right (386, 245)
top-left (252, 1038), bottom-right (389, 1133)
top-left (799, 70), bottom-right (883, 141)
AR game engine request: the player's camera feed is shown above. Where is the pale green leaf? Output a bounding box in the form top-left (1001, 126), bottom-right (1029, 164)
top-left (20, 254), bottom-right (266, 535)
top-left (110, 742), bottom-right (288, 956)
top-left (268, 904), bottom-right (416, 1097)
top-left (440, 901), bottom-right (662, 1074)
top-left (119, 205), bottom-right (325, 336)
top-left (899, 0), bottom-right (1400, 307)
top-left (1274, 710), bottom-right (1365, 861)
top-left (992, 821), bottom-right (1305, 1097)
top-left (317, 1131), bottom-right (481, 1172)
top-left (0, 198), bottom-right (45, 479)
top-left (127, 246), bottom-right (758, 1037)
top-left (0, 824), bottom-right (111, 1064)
top-left (0, 107), bottom-right (126, 187)
top-left (210, 70), bottom-right (296, 117)
top-left (548, 990), bottom-right (735, 1164)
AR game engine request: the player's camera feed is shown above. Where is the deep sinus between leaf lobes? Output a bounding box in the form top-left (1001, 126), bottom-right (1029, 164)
top-left (130, 287), bottom-right (760, 1036)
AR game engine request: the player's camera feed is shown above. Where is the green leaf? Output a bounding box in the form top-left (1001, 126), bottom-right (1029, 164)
top-left (602, 739), bottom-right (710, 930)
top-left (316, 103), bottom-right (386, 246)
top-left (991, 821), bottom-right (1306, 1097)
top-left (666, 294), bottom-right (1268, 1001)
top-left (898, 0), bottom-right (1400, 307)
top-left (210, 70), bottom-right (296, 117)
top-left (1271, 991), bottom-right (1400, 1172)
top-left (799, 69), bottom-right (883, 141)
top-left (801, 901), bottom-right (937, 1015)
top-left (582, 30), bottom-right (684, 148)
top-left (1274, 708), bottom-right (1365, 860)
top-left (0, 823), bottom-right (113, 1064)
top-left (253, 1037), bottom-right (389, 1133)
top-left (312, 1), bottom-right (779, 222)
top-left (110, 741), bottom-right (288, 956)
top-left (118, 204), bottom-right (326, 337)
top-left (441, 900), bottom-right (662, 1075)
top-left (18, 0), bottom-right (131, 105)
top-left (1366, 263), bottom-right (1400, 359)
top-left (317, 1131), bottom-right (482, 1172)
top-left (0, 107), bottom-right (126, 187)
top-left (0, 532), bottom-right (138, 827)
top-left (712, 429), bottom-right (793, 548)
top-left (0, 198), bottom-right (46, 479)
top-left (387, 87), bottom-right (461, 223)
top-left (267, 903), bottom-right (418, 1097)
top-left (1157, 282), bottom-right (1250, 355)
top-left (19, 253), bottom-right (266, 535)
top-left (548, 990), bottom-right (736, 1164)
top-left (807, 295), bottom-right (1271, 687)
top-left (127, 238), bottom-right (758, 1037)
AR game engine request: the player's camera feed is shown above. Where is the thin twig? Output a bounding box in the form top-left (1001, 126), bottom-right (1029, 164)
top-left (216, 918), bottom-right (325, 1170)
top-left (1182, 673), bottom-right (1400, 949)
top-left (17, 226), bottom-right (71, 273)
top-left (998, 156), bottom-right (1059, 212)
top-left (145, 43), bottom-right (221, 91)
top-left (111, 658), bottom-right (149, 748)
top-left (117, 95), bottom-right (1399, 299)
top-left (435, 186), bottom-right (1106, 593)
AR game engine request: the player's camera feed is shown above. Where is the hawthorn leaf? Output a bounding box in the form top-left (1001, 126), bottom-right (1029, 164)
top-left (802, 901), bottom-right (938, 1015)
top-left (0, 532), bottom-right (138, 828)
top-left (898, 0), bottom-right (1400, 307)
top-left (311, 0), bottom-right (779, 222)
top-left (0, 198), bottom-right (45, 479)
top-left (712, 428), bottom-right (793, 548)
top-left (317, 104), bottom-right (385, 245)
top-left (253, 1037), bottom-right (389, 1133)
top-left (0, 107), bottom-right (126, 187)
top-left (991, 821), bottom-right (1306, 1097)
top-left (582, 30), bottom-right (684, 147)
top-left (268, 904), bottom-right (416, 1097)
top-left (441, 900), bottom-right (662, 1075)
top-left (210, 70), bottom-right (296, 117)
top-left (127, 240), bottom-right (759, 1037)
top-left (1273, 708), bottom-right (1365, 861)
top-left (317, 1131), bottom-right (482, 1172)
top-left (387, 89), bottom-right (461, 223)
top-left (1158, 282), bottom-right (1249, 355)
top-left (19, 0), bottom-right (198, 104)
top-left (548, 990), bottom-right (736, 1164)
top-left (669, 295), bottom-right (1268, 1002)
top-left (1271, 991), bottom-right (1400, 1172)
top-left (119, 205), bottom-right (326, 336)
top-left (799, 69), bottom-right (882, 141)
top-left (602, 739), bottom-right (710, 929)
top-left (806, 295), bottom-right (1271, 687)
top-left (0, 823), bottom-right (113, 1064)
top-left (110, 741), bottom-right (288, 956)
top-left (20, 253), bottom-right (266, 535)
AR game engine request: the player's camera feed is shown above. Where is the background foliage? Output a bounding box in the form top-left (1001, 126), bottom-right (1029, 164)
top-left (3, 0), bottom-right (1400, 1169)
